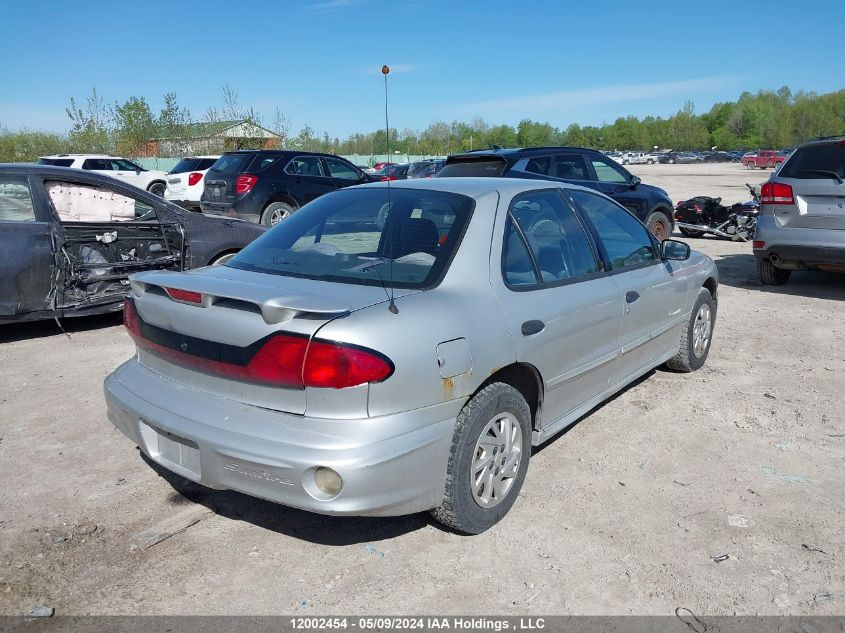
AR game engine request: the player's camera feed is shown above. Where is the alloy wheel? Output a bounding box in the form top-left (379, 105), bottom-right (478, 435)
top-left (470, 413), bottom-right (523, 508)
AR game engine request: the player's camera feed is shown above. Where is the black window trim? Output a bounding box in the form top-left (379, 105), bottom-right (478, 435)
top-left (564, 188), bottom-right (662, 275)
top-left (501, 187), bottom-right (607, 293)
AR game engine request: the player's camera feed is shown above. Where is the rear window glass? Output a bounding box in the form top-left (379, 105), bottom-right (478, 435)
top-left (778, 145), bottom-right (845, 180)
top-left (228, 188), bottom-right (474, 289)
top-left (438, 159), bottom-right (506, 177)
top-left (38, 158), bottom-right (75, 167)
top-left (248, 155), bottom-right (282, 172)
top-left (170, 158), bottom-right (201, 174)
top-left (208, 154), bottom-right (250, 174)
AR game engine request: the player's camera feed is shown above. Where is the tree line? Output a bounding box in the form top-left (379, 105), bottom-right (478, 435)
top-left (1, 85), bottom-right (843, 163)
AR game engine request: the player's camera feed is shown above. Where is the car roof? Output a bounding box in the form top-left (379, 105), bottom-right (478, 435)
top-left (39, 154), bottom-right (118, 159)
top-left (454, 146), bottom-right (600, 157)
top-left (355, 176), bottom-right (603, 199)
top-left (0, 163), bottom-right (153, 188)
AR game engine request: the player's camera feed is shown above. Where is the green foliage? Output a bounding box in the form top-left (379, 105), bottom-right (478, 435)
top-left (1, 86), bottom-right (843, 164)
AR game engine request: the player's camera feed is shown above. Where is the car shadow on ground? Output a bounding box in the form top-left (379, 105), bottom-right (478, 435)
top-left (141, 370), bottom-right (663, 542)
top-left (0, 312), bottom-right (124, 343)
top-left (713, 252), bottom-right (845, 301)
top-left (140, 452), bottom-right (432, 545)
top-left (529, 370), bottom-right (655, 457)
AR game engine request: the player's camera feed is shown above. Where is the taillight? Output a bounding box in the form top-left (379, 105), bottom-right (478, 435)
top-left (753, 240), bottom-right (766, 249)
top-left (236, 174), bottom-right (258, 194)
top-left (760, 182), bottom-right (794, 205)
top-left (303, 340), bottom-right (393, 389)
top-left (164, 287), bottom-right (202, 304)
top-left (188, 172), bottom-right (203, 186)
top-left (380, 175), bottom-right (397, 181)
top-left (123, 296), bottom-right (393, 390)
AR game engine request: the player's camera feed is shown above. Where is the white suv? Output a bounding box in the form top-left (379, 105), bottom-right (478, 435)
top-left (164, 156), bottom-right (220, 210)
top-left (37, 155), bottom-right (169, 196)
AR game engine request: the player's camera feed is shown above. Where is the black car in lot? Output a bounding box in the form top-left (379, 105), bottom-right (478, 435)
top-left (0, 164), bottom-right (265, 323)
top-left (200, 150), bottom-right (375, 226)
top-left (658, 152), bottom-right (702, 165)
top-left (437, 146), bottom-right (676, 239)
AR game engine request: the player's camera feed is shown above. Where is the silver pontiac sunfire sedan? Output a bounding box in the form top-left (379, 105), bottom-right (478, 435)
top-left (105, 178), bottom-right (719, 534)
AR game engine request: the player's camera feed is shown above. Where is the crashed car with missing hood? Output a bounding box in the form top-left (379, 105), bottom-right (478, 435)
top-left (0, 164), bottom-right (266, 323)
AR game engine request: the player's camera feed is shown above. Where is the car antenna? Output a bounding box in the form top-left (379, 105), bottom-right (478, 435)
top-left (382, 64), bottom-right (398, 315)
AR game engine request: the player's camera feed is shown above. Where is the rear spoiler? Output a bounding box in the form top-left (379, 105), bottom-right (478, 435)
top-left (129, 270), bottom-right (350, 325)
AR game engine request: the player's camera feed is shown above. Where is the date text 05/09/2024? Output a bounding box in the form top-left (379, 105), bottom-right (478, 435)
top-left (289, 617), bottom-right (547, 631)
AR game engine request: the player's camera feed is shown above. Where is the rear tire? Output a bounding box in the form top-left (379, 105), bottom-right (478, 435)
top-left (430, 383), bottom-right (531, 534)
top-left (679, 227), bottom-right (705, 238)
top-left (209, 251), bottom-right (237, 266)
top-left (745, 162), bottom-right (756, 170)
top-left (758, 259), bottom-right (791, 285)
top-left (148, 181), bottom-right (166, 197)
top-left (666, 287), bottom-right (716, 372)
top-left (261, 201), bottom-right (295, 227)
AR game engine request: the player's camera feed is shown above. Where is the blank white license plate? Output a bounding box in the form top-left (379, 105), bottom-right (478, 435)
top-left (155, 428), bottom-right (201, 476)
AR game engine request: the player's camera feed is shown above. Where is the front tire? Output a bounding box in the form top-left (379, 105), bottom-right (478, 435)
top-left (209, 251), bottom-right (237, 266)
top-left (758, 259), bottom-right (791, 285)
top-left (148, 182), bottom-right (166, 197)
top-left (646, 211), bottom-right (672, 241)
top-left (745, 162), bottom-right (756, 170)
top-left (666, 288), bottom-right (716, 372)
top-left (431, 383), bottom-right (532, 534)
top-left (261, 201), bottom-right (296, 227)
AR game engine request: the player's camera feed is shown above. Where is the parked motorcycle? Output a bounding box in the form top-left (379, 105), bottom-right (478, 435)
top-left (674, 183), bottom-right (759, 241)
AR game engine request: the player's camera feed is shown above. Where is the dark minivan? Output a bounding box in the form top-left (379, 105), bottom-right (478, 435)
top-left (438, 147), bottom-right (676, 239)
top-left (200, 150), bottom-right (374, 226)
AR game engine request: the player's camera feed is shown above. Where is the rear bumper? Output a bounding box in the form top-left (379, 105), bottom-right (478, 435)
top-left (104, 358), bottom-right (459, 516)
top-left (754, 215), bottom-right (845, 269)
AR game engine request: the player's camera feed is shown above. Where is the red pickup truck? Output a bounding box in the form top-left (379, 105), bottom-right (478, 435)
top-left (741, 150), bottom-right (787, 169)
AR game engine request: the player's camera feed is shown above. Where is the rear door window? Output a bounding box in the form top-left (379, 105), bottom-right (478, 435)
top-left (503, 189), bottom-right (600, 287)
top-left (551, 154), bottom-right (590, 180)
top-left (778, 144), bottom-right (845, 180)
top-left (285, 156), bottom-right (324, 177)
top-left (82, 159), bottom-right (111, 170)
top-left (0, 177), bottom-right (36, 222)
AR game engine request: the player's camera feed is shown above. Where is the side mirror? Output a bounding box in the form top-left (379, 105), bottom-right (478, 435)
top-left (661, 238), bottom-right (691, 261)
top-left (629, 175), bottom-right (641, 188)
top-left (136, 169), bottom-right (141, 175)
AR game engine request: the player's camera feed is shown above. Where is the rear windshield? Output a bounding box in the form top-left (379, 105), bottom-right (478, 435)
top-left (170, 158), bottom-right (201, 174)
top-left (228, 188), bottom-right (474, 289)
top-left (778, 144), bottom-right (845, 180)
top-left (208, 154), bottom-right (250, 174)
top-left (438, 158), bottom-right (506, 177)
top-left (38, 158), bottom-right (74, 167)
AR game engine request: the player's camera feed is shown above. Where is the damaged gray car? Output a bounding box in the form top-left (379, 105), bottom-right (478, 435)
top-left (0, 164), bottom-right (266, 323)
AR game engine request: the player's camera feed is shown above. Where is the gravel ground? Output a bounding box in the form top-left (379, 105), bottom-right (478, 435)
top-left (1, 163), bottom-right (843, 616)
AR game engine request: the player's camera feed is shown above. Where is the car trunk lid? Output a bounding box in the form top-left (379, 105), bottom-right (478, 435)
top-left (770, 178), bottom-right (845, 230)
top-left (128, 265), bottom-right (416, 414)
top-left (203, 154), bottom-right (253, 204)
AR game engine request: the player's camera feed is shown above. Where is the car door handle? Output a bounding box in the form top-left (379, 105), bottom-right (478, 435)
top-left (521, 320), bottom-right (545, 336)
top-left (626, 291), bottom-right (640, 303)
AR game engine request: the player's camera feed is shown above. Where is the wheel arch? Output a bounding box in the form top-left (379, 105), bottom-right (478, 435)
top-left (703, 276), bottom-right (718, 301)
top-left (474, 362), bottom-right (544, 431)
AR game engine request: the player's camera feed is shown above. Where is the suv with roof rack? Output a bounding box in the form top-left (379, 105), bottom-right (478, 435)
top-left (753, 137), bottom-right (845, 285)
top-left (437, 147), bottom-right (675, 240)
top-left (37, 154), bottom-right (169, 196)
top-left (200, 150), bottom-right (375, 226)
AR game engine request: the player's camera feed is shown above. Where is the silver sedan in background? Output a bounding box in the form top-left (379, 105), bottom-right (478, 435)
top-left (104, 178), bottom-right (718, 534)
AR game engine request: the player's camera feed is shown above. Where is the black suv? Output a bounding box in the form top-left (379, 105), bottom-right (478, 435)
top-left (201, 150), bottom-right (373, 226)
top-left (438, 147), bottom-right (675, 238)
